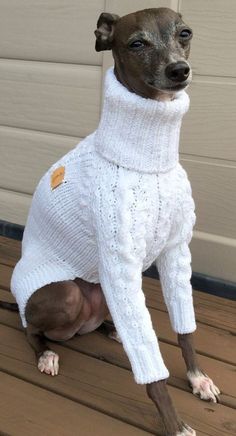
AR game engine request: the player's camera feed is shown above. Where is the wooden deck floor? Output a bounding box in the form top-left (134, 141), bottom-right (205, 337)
top-left (0, 235), bottom-right (235, 436)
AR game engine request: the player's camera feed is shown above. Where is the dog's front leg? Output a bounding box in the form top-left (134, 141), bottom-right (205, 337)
top-left (147, 380), bottom-right (196, 436)
top-left (178, 333), bottom-right (220, 403)
top-left (156, 213), bottom-right (220, 404)
top-left (94, 174), bottom-right (196, 435)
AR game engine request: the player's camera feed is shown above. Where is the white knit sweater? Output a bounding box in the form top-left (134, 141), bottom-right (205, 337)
top-left (11, 68), bottom-right (196, 384)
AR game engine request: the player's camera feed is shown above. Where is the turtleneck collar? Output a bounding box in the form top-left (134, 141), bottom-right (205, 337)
top-left (94, 68), bottom-right (190, 174)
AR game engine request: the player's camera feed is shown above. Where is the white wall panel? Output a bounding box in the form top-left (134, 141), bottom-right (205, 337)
top-left (0, 126), bottom-right (80, 194)
top-left (181, 157), bottom-right (236, 239)
top-left (191, 231), bottom-right (236, 283)
top-left (0, 0), bottom-right (104, 65)
top-left (0, 188), bottom-right (31, 226)
top-left (181, 0), bottom-right (236, 77)
top-left (0, 60), bottom-right (101, 138)
top-left (181, 78), bottom-right (236, 161)
top-left (105, 0), bottom-right (177, 16)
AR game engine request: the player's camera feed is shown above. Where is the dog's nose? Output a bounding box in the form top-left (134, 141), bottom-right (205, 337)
top-left (165, 62), bottom-right (190, 82)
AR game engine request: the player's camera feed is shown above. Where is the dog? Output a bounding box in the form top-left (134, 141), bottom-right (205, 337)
top-left (1, 8), bottom-right (220, 436)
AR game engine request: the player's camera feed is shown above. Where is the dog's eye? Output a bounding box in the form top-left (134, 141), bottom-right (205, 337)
top-left (179, 29), bottom-right (192, 40)
top-left (129, 40), bottom-right (144, 49)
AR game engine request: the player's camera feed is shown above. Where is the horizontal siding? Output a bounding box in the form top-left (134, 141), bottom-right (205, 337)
top-left (191, 231), bottom-right (236, 283)
top-left (0, 188), bottom-right (31, 226)
top-left (0, 0), bottom-right (103, 65)
top-left (105, 0), bottom-right (177, 16)
top-left (180, 78), bottom-right (236, 161)
top-left (0, 60), bottom-right (101, 137)
top-left (181, 156), bottom-right (236, 239)
top-left (0, 126), bottom-right (80, 194)
top-left (181, 0), bottom-right (236, 77)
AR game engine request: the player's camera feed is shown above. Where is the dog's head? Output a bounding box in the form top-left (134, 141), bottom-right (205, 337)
top-left (95, 8), bottom-right (193, 99)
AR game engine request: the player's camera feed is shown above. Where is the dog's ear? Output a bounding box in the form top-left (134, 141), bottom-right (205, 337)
top-left (94, 12), bottom-right (120, 52)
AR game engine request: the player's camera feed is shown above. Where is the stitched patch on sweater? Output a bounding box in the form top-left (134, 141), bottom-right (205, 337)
top-left (51, 166), bottom-right (65, 190)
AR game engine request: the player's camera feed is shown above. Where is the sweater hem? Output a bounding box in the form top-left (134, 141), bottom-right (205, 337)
top-left (124, 340), bottom-right (169, 385)
top-left (167, 297), bottom-right (197, 334)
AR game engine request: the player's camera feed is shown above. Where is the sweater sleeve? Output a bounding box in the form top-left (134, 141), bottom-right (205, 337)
top-left (156, 171), bottom-right (197, 334)
top-left (94, 165), bottom-right (169, 384)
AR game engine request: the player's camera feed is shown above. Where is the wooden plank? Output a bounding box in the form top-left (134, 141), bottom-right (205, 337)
top-left (0, 59), bottom-right (101, 138)
top-left (0, 0), bottom-right (103, 66)
top-left (0, 237), bottom-right (235, 362)
top-left (180, 0), bottom-right (236, 77)
top-left (1, 286), bottom-right (236, 365)
top-left (0, 188), bottom-right (32, 226)
top-left (0, 236), bottom-right (21, 266)
top-left (150, 308), bottom-right (236, 365)
top-left (0, 264), bottom-right (12, 290)
top-left (0, 325), bottom-right (235, 435)
top-left (0, 126), bottom-right (80, 194)
top-left (0, 324), bottom-right (163, 434)
top-left (0, 371), bottom-right (150, 436)
top-left (0, 289), bottom-right (235, 409)
top-left (181, 78), bottom-right (236, 162)
top-left (62, 333), bottom-right (236, 409)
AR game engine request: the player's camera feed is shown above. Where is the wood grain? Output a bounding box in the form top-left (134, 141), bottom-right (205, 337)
top-left (0, 263), bottom-right (12, 289)
top-left (0, 325), bottom-right (235, 435)
top-left (0, 285), bottom-right (235, 408)
top-left (0, 372), bottom-right (151, 436)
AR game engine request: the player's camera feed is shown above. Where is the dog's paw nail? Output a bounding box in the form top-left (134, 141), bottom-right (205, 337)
top-left (38, 350), bottom-right (59, 376)
top-left (176, 424), bottom-right (196, 435)
top-left (108, 330), bottom-right (122, 343)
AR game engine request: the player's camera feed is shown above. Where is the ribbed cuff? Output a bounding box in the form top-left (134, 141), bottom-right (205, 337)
top-left (167, 297), bottom-right (197, 334)
top-left (124, 339), bottom-right (169, 384)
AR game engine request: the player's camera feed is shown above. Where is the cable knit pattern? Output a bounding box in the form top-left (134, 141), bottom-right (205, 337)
top-left (11, 67), bottom-right (196, 384)
top-left (156, 166), bottom-right (196, 334)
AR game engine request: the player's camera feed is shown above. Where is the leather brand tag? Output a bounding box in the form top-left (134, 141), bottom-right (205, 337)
top-left (51, 166), bottom-right (65, 190)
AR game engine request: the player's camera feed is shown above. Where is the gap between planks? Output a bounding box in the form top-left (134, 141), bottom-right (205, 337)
top-left (0, 294), bottom-right (235, 411)
top-left (0, 324), bottom-right (235, 436)
top-left (0, 371), bottom-right (153, 436)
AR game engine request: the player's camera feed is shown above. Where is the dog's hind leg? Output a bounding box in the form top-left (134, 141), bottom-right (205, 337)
top-left (26, 323), bottom-right (59, 376)
top-left (25, 280), bottom-right (84, 376)
top-left (96, 320), bottom-right (122, 343)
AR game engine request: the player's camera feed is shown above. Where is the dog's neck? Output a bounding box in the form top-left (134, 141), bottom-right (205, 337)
top-left (94, 68), bottom-right (189, 174)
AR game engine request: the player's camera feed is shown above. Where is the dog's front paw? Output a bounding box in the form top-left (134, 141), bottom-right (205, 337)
top-left (38, 350), bottom-right (59, 376)
top-left (187, 370), bottom-right (220, 403)
top-left (176, 423), bottom-right (196, 435)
